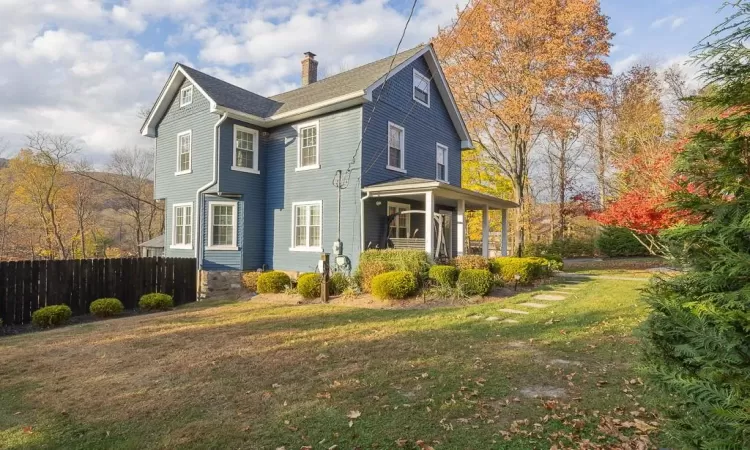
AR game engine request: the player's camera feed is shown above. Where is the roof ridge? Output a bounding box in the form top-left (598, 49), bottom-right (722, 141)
top-left (177, 63), bottom-right (275, 102)
top-left (268, 43), bottom-right (427, 99)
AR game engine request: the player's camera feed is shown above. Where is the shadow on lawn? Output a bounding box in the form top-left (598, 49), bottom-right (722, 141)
top-left (0, 293), bottom-right (644, 450)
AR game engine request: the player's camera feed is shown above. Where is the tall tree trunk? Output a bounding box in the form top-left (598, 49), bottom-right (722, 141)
top-left (558, 140), bottom-right (567, 239)
top-left (596, 113), bottom-right (607, 209)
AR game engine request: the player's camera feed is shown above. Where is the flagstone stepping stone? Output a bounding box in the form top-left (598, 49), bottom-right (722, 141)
top-left (499, 308), bottom-right (529, 315)
top-left (520, 386), bottom-right (567, 398)
top-left (541, 291), bottom-right (571, 295)
top-left (485, 316), bottom-right (500, 321)
top-left (502, 319), bottom-right (519, 324)
top-left (533, 294), bottom-right (566, 301)
top-left (467, 315), bottom-right (483, 319)
top-left (518, 302), bottom-right (551, 308)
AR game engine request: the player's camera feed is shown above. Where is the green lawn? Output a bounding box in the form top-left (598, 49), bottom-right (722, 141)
top-left (0, 275), bottom-right (660, 449)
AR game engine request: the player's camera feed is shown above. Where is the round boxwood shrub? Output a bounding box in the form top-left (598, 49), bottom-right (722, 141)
top-left (139, 293), bottom-right (173, 311)
top-left (428, 265), bottom-right (459, 287)
top-left (454, 255), bottom-right (490, 271)
top-left (457, 269), bottom-right (493, 296)
top-left (371, 271), bottom-right (418, 300)
top-left (297, 273), bottom-right (321, 299)
top-left (330, 272), bottom-right (350, 295)
top-left (89, 298), bottom-right (124, 317)
top-left (241, 271), bottom-right (262, 292)
top-left (256, 271), bottom-right (291, 293)
top-left (31, 304), bottom-right (72, 328)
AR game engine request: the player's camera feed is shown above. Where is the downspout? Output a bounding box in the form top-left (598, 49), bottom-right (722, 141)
top-left (196, 112), bottom-right (229, 295)
top-left (360, 191), bottom-right (371, 252)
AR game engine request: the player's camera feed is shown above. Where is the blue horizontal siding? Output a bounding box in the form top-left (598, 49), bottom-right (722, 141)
top-left (202, 195), bottom-right (243, 271)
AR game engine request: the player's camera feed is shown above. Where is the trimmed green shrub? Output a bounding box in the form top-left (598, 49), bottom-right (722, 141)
top-left (256, 271), bottom-right (291, 294)
top-left (457, 269), bottom-right (493, 296)
top-left (31, 305), bottom-right (72, 328)
top-left (371, 271), bottom-right (418, 300)
top-left (330, 272), bottom-right (350, 295)
top-left (428, 265), bottom-right (458, 287)
top-left (139, 293), bottom-right (173, 311)
top-left (526, 238), bottom-right (596, 258)
top-left (356, 249), bottom-right (430, 292)
top-left (453, 255), bottom-right (490, 271)
top-left (241, 271), bottom-right (262, 292)
top-left (89, 298), bottom-right (124, 317)
top-left (596, 227), bottom-right (650, 257)
top-left (540, 254), bottom-right (564, 271)
top-left (491, 257), bottom-right (546, 284)
top-left (297, 273), bottom-right (321, 299)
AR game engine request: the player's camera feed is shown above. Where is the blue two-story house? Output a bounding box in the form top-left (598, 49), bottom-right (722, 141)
top-left (141, 44), bottom-right (516, 296)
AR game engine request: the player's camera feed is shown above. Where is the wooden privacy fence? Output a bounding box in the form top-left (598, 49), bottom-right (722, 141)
top-left (0, 257), bottom-right (197, 325)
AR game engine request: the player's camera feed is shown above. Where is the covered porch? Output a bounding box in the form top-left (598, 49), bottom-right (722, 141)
top-left (361, 178), bottom-right (518, 259)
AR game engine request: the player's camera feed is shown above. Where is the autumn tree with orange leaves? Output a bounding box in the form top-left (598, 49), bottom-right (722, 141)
top-left (434, 0), bottom-right (612, 256)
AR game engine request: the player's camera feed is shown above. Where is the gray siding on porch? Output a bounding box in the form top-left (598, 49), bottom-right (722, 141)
top-left (216, 118), bottom-right (266, 270)
top-left (154, 79), bottom-right (218, 258)
top-left (361, 56), bottom-right (462, 188)
top-left (264, 107), bottom-right (363, 272)
top-left (362, 197), bottom-right (458, 258)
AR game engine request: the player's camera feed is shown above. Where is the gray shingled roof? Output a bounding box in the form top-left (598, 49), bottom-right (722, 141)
top-left (138, 235), bottom-right (164, 248)
top-left (178, 64), bottom-right (282, 117)
top-left (179, 44), bottom-right (426, 119)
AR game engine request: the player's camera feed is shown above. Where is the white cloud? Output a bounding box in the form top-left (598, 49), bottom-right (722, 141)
top-left (613, 53), bottom-right (641, 74)
top-left (610, 45), bottom-right (620, 54)
top-left (112, 5), bottom-right (147, 32)
top-left (621, 26), bottom-right (634, 37)
top-left (671, 17), bottom-right (686, 30)
top-left (143, 51), bottom-right (166, 64)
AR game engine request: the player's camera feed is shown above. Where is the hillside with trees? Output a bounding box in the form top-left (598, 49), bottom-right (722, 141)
top-left (0, 132), bottom-right (162, 260)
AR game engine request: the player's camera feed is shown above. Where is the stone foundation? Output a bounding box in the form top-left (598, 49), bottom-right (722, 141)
top-left (199, 270), bottom-right (244, 300)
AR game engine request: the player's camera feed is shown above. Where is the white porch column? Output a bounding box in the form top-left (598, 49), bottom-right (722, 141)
top-left (482, 204), bottom-right (489, 257)
top-left (456, 199), bottom-right (465, 256)
top-left (425, 191), bottom-right (434, 257)
top-left (501, 208), bottom-right (508, 257)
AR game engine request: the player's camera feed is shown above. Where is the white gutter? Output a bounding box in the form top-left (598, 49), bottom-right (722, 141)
top-left (196, 112), bottom-right (229, 273)
top-left (360, 191), bottom-right (371, 252)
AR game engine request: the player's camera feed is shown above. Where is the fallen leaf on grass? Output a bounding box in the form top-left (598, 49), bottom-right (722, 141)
top-left (395, 438), bottom-right (408, 447)
top-left (347, 410), bottom-right (361, 419)
top-left (415, 440), bottom-right (434, 450)
top-left (316, 392), bottom-right (331, 399)
top-left (22, 426), bottom-right (33, 434)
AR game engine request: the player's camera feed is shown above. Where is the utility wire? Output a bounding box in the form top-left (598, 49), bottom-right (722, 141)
top-left (362, 0), bottom-right (477, 176)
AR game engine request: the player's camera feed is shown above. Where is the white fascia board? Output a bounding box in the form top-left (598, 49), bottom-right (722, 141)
top-left (141, 65), bottom-right (218, 137)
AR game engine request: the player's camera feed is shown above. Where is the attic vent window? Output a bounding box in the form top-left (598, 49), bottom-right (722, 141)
top-left (180, 85), bottom-right (193, 107)
top-left (413, 69), bottom-right (430, 107)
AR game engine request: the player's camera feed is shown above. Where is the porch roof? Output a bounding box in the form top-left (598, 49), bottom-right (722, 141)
top-left (362, 178), bottom-right (518, 210)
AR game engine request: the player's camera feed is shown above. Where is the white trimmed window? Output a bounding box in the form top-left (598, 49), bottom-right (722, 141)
top-left (172, 203), bottom-right (193, 249)
top-left (291, 201), bottom-right (322, 251)
top-left (180, 85), bottom-right (193, 107)
top-left (387, 201), bottom-right (411, 239)
top-left (296, 121), bottom-right (319, 170)
top-left (208, 202), bottom-right (238, 250)
top-left (176, 130), bottom-right (191, 174)
top-left (232, 125), bottom-right (260, 174)
top-left (413, 69), bottom-right (430, 107)
top-left (387, 122), bottom-right (405, 172)
top-left (436, 143), bottom-right (448, 182)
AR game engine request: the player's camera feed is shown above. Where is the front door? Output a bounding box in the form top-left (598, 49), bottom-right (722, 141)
top-left (439, 210), bottom-right (452, 259)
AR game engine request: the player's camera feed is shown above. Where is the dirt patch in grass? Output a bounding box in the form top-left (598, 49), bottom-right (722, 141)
top-left (0, 277), bottom-right (662, 449)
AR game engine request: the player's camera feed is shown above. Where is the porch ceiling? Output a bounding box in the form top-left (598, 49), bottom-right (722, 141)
top-left (362, 178), bottom-right (518, 210)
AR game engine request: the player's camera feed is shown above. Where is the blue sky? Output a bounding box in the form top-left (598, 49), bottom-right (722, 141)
top-left (0, 0), bottom-right (732, 161)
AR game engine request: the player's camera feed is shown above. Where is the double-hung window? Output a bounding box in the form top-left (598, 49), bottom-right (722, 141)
top-left (232, 125), bottom-right (259, 174)
top-left (172, 203), bottom-right (193, 249)
top-left (291, 201), bottom-right (322, 251)
top-left (296, 121), bottom-right (319, 170)
top-left (436, 143), bottom-right (448, 182)
top-left (413, 69), bottom-right (430, 107)
top-left (180, 85), bottom-right (193, 107)
top-left (387, 122), bottom-right (405, 172)
top-left (176, 130), bottom-right (191, 174)
top-left (208, 202), bottom-right (238, 250)
top-left (387, 202), bottom-right (411, 239)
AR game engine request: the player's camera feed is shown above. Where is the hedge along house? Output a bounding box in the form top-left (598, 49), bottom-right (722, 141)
top-left (141, 44), bottom-right (517, 298)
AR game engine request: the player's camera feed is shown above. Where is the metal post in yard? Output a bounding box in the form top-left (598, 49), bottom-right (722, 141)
top-left (320, 253), bottom-right (330, 302)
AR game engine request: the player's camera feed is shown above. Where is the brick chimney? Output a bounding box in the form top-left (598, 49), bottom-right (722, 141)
top-left (301, 52), bottom-right (318, 86)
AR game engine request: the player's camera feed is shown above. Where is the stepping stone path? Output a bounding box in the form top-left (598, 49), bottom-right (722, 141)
top-left (493, 280), bottom-right (590, 318)
top-left (518, 302), bottom-right (551, 308)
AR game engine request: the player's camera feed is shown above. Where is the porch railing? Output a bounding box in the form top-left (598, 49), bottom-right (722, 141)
top-left (389, 237), bottom-right (425, 250)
